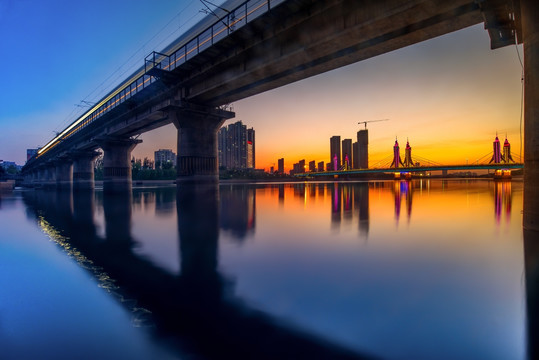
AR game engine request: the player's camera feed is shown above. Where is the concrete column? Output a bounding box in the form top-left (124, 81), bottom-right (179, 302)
top-left (96, 138), bottom-right (141, 193)
top-left (44, 164), bottom-right (56, 188)
top-left (34, 168), bottom-right (44, 187)
top-left (55, 157), bottom-right (73, 190)
top-left (523, 0), bottom-right (539, 231)
top-left (170, 104), bottom-right (234, 184)
top-left (72, 150), bottom-right (101, 190)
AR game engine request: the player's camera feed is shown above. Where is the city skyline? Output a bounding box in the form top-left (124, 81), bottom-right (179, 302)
top-left (0, 1), bottom-right (523, 172)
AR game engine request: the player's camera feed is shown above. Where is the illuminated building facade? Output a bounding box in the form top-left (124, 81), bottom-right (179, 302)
top-left (490, 134), bottom-right (502, 164)
top-left (218, 120), bottom-right (255, 169)
top-left (502, 137), bottom-right (514, 163)
top-left (390, 138), bottom-right (404, 168)
top-left (330, 136), bottom-right (341, 171)
top-left (342, 139), bottom-right (352, 169)
top-left (403, 139), bottom-right (414, 167)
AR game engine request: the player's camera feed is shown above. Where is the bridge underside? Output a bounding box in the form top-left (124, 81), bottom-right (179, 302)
top-left (184, 0), bottom-right (488, 105)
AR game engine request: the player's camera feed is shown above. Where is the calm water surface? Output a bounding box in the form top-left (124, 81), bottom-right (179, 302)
top-left (0, 179), bottom-right (526, 359)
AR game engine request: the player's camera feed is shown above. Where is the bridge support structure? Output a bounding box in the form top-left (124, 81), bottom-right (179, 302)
top-left (72, 150), bottom-right (101, 190)
top-left (96, 137), bottom-right (141, 193)
top-left (43, 163), bottom-right (57, 188)
top-left (523, 0), bottom-right (539, 233)
top-left (169, 103), bottom-right (235, 184)
top-left (54, 157), bottom-right (73, 190)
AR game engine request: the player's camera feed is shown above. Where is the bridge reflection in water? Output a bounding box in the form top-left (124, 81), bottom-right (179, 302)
top-left (20, 179), bottom-right (539, 359)
top-left (22, 185), bottom-right (375, 360)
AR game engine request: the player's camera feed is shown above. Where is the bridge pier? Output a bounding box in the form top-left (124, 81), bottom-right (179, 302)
top-left (44, 163), bottom-right (57, 188)
top-left (96, 138), bottom-right (141, 193)
top-left (72, 150), bottom-right (101, 190)
top-left (522, 0), bottom-right (539, 233)
top-left (170, 104), bottom-right (234, 184)
top-left (55, 157), bottom-right (73, 190)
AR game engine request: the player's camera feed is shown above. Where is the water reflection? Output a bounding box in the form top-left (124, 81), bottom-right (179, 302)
top-left (17, 179), bottom-right (529, 359)
top-left (494, 180), bottom-right (512, 225)
top-left (22, 186), bottom-right (375, 360)
top-left (220, 185), bottom-right (256, 241)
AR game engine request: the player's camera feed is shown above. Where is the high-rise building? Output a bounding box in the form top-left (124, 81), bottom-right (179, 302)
top-left (342, 139), bottom-right (352, 169)
top-left (317, 161), bottom-right (324, 172)
top-left (218, 120), bottom-right (255, 169)
top-left (278, 158), bottom-right (284, 174)
top-left (352, 142), bottom-right (359, 169)
top-left (26, 149), bottom-right (38, 162)
top-left (298, 159), bottom-right (306, 173)
top-left (309, 160), bottom-right (316, 172)
top-left (330, 136), bottom-right (341, 171)
top-left (357, 130), bottom-right (368, 169)
top-left (154, 149), bottom-right (176, 168)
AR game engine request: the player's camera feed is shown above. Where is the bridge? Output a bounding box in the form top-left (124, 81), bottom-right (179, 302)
top-left (294, 163), bottom-right (524, 178)
top-left (296, 135), bottom-right (524, 178)
top-left (20, 0), bottom-right (538, 228)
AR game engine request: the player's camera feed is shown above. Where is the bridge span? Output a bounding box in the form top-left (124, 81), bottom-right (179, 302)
top-left (294, 163), bottom-right (524, 178)
top-left (21, 0), bottom-right (538, 229)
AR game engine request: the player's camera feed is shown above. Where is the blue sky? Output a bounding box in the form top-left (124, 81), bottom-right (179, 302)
top-left (0, 1), bottom-right (523, 168)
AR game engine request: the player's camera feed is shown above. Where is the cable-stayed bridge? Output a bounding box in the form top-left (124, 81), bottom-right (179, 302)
top-left (295, 136), bottom-right (523, 178)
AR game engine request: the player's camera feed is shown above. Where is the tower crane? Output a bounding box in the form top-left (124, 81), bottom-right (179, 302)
top-left (358, 119), bottom-right (389, 129)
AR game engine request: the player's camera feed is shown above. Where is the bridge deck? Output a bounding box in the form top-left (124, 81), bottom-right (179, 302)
top-left (294, 163), bottom-right (524, 177)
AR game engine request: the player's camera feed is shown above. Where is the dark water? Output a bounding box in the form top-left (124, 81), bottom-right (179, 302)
top-left (0, 180), bottom-right (526, 359)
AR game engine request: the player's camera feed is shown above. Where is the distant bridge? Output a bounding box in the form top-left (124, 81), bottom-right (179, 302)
top-left (295, 163), bottom-right (524, 178)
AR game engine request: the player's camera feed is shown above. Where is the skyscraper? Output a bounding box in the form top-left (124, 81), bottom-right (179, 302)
top-left (218, 120), bottom-right (255, 169)
top-left (278, 158), bottom-right (284, 174)
top-left (342, 139), bottom-right (352, 169)
top-left (357, 129), bottom-right (368, 169)
top-left (330, 136), bottom-right (341, 171)
top-left (352, 142), bottom-right (359, 169)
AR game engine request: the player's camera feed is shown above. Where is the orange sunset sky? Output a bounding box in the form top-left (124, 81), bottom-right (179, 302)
top-left (133, 24), bottom-right (523, 172)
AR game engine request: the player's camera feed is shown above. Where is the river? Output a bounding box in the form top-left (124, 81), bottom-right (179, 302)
top-left (0, 179), bottom-right (526, 359)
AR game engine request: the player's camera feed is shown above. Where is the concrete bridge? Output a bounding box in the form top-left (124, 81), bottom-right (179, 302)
top-left (21, 0), bottom-right (538, 228)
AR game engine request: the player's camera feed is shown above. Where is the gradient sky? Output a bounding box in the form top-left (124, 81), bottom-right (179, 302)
top-left (0, 0), bottom-right (524, 171)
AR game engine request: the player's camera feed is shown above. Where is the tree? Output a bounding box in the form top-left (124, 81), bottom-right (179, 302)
top-left (6, 165), bottom-right (18, 175)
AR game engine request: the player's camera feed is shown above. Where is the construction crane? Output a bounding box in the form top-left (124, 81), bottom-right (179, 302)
top-left (358, 119), bottom-right (389, 129)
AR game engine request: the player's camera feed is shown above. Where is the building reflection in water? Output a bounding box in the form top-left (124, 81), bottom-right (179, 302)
top-left (219, 185), bottom-right (256, 241)
top-left (393, 180), bottom-right (413, 225)
top-left (22, 186), bottom-right (371, 360)
top-left (493, 180), bottom-right (512, 225)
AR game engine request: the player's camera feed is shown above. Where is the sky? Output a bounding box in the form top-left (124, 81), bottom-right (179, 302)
top-left (0, 0), bottom-right (524, 171)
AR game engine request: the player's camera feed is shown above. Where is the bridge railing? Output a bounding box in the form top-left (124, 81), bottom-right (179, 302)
top-left (36, 0), bottom-right (287, 159)
top-left (148, 0), bottom-right (285, 72)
